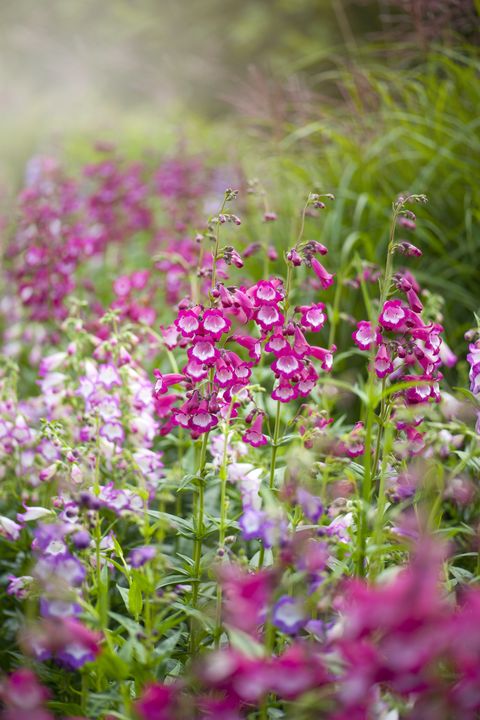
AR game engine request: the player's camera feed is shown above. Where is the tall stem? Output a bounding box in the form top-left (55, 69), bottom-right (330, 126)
top-left (215, 409), bottom-right (233, 646)
top-left (190, 431), bottom-right (209, 653)
top-left (211, 196), bottom-right (228, 292)
top-left (356, 205), bottom-right (400, 576)
top-left (269, 400), bottom-right (282, 490)
top-left (192, 431), bottom-right (209, 607)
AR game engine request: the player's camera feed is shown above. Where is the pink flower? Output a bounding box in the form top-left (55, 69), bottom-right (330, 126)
top-left (217, 565), bottom-right (272, 635)
top-left (374, 344), bottom-right (393, 378)
top-left (272, 380), bottom-right (298, 403)
top-left (310, 257), bottom-right (334, 289)
top-left (0, 669), bottom-right (53, 720)
top-left (184, 359), bottom-right (209, 383)
top-left (232, 334), bottom-right (262, 362)
top-left (352, 321), bottom-right (381, 351)
top-left (255, 305), bottom-right (284, 332)
top-left (113, 274), bottom-right (131, 297)
top-left (272, 352), bottom-right (303, 379)
top-left (251, 280), bottom-right (283, 306)
top-left (306, 344), bottom-right (336, 372)
top-left (188, 340), bottom-right (219, 365)
top-left (174, 308), bottom-right (201, 337)
top-left (287, 248), bottom-right (303, 266)
top-left (159, 324), bottom-right (179, 350)
top-left (201, 309), bottom-right (231, 339)
top-left (406, 287), bottom-right (423, 313)
top-left (265, 332), bottom-right (289, 355)
top-left (298, 303), bottom-right (326, 331)
top-left (153, 372), bottom-right (185, 396)
top-left (242, 415), bottom-right (268, 447)
top-left (135, 683), bottom-right (177, 720)
top-left (379, 300), bottom-right (407, 331)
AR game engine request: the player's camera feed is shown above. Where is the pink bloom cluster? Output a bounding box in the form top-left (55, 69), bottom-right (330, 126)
top-left (154, 277), bottom-right (335, 437)
top-left (112, 270), bottom-right (156, 326)
top-left (353, 271), bottom-right (449, 403)
top-left (6, 158), bottom-right (87, 322)
top-left (0, 668), bottom-right (53, 720)
top-left (134, 544), bottom-right (480, 720)
top-left (84, 153), bottom-right (152, 249)
top-left (466, 336), bottom-right (480, 432)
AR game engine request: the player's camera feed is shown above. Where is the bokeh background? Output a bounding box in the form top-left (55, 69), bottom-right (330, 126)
top-left (1, 0), bottom-right (479, 349)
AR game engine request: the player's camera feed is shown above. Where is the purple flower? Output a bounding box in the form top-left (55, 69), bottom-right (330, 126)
top-left (7, 575), bottom-right (34, 599)
top-left (40, 598), bottom-right (82, 619)
top-left (272, 596), bottom-right (307, 635)
top-left (296, 488), bottom-right (323, 523)
top-left (0, 515), bottom-right (22, 540)
top-left (128, 545), bottom-right (156, 568)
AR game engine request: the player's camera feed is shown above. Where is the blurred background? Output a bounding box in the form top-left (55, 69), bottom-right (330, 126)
top-left (0, 0), bottom-right (479, 346)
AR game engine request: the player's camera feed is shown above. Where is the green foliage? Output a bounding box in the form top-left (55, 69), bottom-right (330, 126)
top-left (238, 46), bottom-right (480, 347)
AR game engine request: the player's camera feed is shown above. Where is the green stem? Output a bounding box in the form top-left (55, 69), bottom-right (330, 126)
top-left (211, 196), bottom-right (228, 292)
top-left (190, 431), bottom-right (209, 653)
top-left (215, 408), bottom-right (233, 645)
top-left (356, 375), bottom-right (375, 577)
top-left (81, 671), bottom-right (88, 714)
top-left (269, 400), bottom-right (282, 490)
top-left (371, 423), bottom-right (394, 580)
top-left (356, 203), bottom-right (402, 576)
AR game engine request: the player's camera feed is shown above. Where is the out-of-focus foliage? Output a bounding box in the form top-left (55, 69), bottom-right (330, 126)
top-left (0, 0), bottom-right (479, 336)
top-left (232, 46), bottom-right (480, 350)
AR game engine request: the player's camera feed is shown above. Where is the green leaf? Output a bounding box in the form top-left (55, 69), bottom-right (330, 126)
top-left (156, 573), bottom-right (190, 589)
top-left (228, 627), bottom-right (266, 658)
top-left (128, 580), bottom-right (143, 618)
top-left (116, 584), bottom-right (130, 613)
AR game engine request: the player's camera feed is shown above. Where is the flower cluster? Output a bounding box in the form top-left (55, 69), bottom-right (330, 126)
top-left (466, 331), bottom-right (480, 432)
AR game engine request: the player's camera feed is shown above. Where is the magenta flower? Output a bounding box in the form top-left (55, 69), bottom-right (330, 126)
top-left (201, 308), bottom-right (231, 339)
top-left (374, 344), bottom-right (393, 378)
top-left (272, 380), bottom-right (299, 403)
top-left (379, 299), bottom-right (407, 331)
top-left (265, 332), bottom-right (289, 354)
top-left (310, 257), bottom-right (334, 289)
top-left (298, 303), bottom-right (326, 331)
top-left (175, 308), bottom-right (201, 337)
top-left (306, 344), bottom-right (335, 372)
top-left (0, 669), bottom-right (53, 720)
top-left (352, 321), bottom-right (381, 351)
top-left (217, 564), bottom-right (272, 636)
top-left (272, 352), bottom-right (304, 379)
top-left (232, 334), bottom-right (262, 362)
top-left (188, 340), bottom-right (219, 365)
top-left (153, 371), bottom-right (185, 395)
top-left (255, 305), bottom-right (284, 332)
top-left (251, 280), bottom-right (283, 306)
top-left (242, 415), bottom-right (268, 447)
top-left (135, 682), bottom-right (177, 720)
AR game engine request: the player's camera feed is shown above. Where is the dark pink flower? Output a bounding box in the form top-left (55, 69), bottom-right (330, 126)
top-left (272, 352), bottom-right (304, 379)
top-left (374, 344), bottom-right (393, 379)
top-left (242, 415), bottom-right (268, 447)
top-left (298, 303), bottom-right (326, 331)
top-left (251, 280), bottom-right (283, 306)
top-left (310, 257), bottom-right (334, 289)
top-left (175, 308), bottom-right (201, 337)
top-left (201, 309), bottom-right (231, 339)
top-left (135, 683), bottom-right (177, 720)
top-left (379, 300), bottom-right (407, 331)
top-left (255, 305), bottom-right (284, 332)
top-left (352, 321), bottom-right (382, 351)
